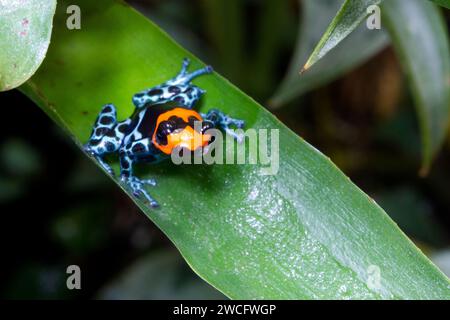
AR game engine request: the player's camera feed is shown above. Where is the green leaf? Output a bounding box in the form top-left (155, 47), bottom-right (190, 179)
top-left (22, 0), bottom-right (450, 299)
top-left (429, 0), bottom-right (450, 9)
top-left (382, 0), bottom-right (450, 174)
top-left (302, 0), bottom-right (382, 72)
top-left (294, 0), bottom-right (450, 171)
top-left (0, 0), bottom-right (56, 91)
top-left (270, 0), bottom-right (388, 108)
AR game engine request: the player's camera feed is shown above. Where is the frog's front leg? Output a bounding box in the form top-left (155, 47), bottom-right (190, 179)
top-left (119, 142), bottom-right (159, 207)
top-left (202, 109), bottom-right (246, 142)
top-left (84, 103), bottom-right (124, 175)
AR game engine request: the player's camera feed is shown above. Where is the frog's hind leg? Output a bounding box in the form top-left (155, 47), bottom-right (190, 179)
top-left (164, 59), bottom-right (213, 108)
top-left (84, 104), bottom-right (121, 176)
top-left (119, 143), bottom-right (159, 207)
top-left (132, 58), bottom-right (213, 109)
top-left (174, 57), bottom-right (190, 79)
top-left (166, 58), bottom-right (213, 86)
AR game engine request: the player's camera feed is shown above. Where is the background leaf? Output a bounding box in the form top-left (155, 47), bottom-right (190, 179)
top-left (21, 0), bottom-right (450, 299)
top-left (270, 0), bottom-right (388, 108)
top-left (373, 186), bottom-right (448, 248)
top-left (0, 0), bottom-right (56, 91)
top-left (199, 0), bottom-right (244, 85)
top-left (382, 0), bottom-right (450, 174)
top-left (98, 250), bottom-right (226, 300)
top-left (302, 0), bottom-right (382, 72)
top-left (430, 0), bottom-right (450, 9)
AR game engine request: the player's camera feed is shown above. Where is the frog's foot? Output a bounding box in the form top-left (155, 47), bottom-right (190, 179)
top-left (167, 58), bottom-right (213, 86)
top-left (179, 57), bottom-right (190, 75)
top-left (83, 144), bottom-right (115, 176)
top-left (95, 156), bottom-right (115, 176)
top-left (121, 175), bottom-right (159, 207)
top-left (202, 109), bottom-right (246, 143)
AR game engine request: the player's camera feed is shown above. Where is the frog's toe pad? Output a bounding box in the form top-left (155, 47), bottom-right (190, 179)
top-left (142, 178), bottom-right (157, 186)
top-left (123, 176), bottom-right (159, 207)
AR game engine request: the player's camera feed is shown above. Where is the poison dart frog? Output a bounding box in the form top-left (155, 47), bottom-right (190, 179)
top-left (84, 58), bottom-right (245, 207)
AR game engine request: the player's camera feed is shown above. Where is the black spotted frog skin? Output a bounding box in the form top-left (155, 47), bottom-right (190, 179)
top-left (84, 58), bottom-right (244, 207)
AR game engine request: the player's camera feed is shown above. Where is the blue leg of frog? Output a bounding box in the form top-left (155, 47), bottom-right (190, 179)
top-left (202, 109), bottom-right (246, 142)
top-left (119, 139), bottom-right (163, 207)
top-left (131, 58), bottom-right (213, 109)
top-left (83, 103), bottom-right (122, 175)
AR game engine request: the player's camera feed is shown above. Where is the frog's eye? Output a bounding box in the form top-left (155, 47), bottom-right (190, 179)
top-left (161, 120), bottom-right (174, 132)
top-left (156, 121), bottom-right (174, 144)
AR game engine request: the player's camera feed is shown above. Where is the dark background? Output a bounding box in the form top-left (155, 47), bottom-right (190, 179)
top-left (0, 0), bottom-right (449, 299)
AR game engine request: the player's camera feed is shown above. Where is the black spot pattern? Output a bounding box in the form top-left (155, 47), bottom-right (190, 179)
top-left (120, 156), bottom-right (130, 169)
top-left (100, 116), bottom-right (114, 125)
top-left (90, 139), bottom-right (101, 146)
top-left (95, 127), bottom-right (107, 137)
top-left (184, 87), bottom-right (194, 99)
top-left (105, 130), bottom-right (116, 138)
top-left (103, 106), bottom-right (112, 113)
top-left (121, 161), bottom-right (130, 170)
top-left (148, 89), bottom-right (163, 96)
top-left (132, 143), bottom-right (146, 154)
top-left (117, 124), bottom-right (129, 133)
top-left (105, 142), bottom-right (115, 152)
top-left (173, 96), bottom-right (185, 104)
top-left (169, 86), bottom-right (181, 94)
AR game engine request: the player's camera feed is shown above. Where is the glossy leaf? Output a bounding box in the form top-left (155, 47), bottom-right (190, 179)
top-left (382, 0), bottom-right (450, 174)
top-left (270, 0), bottom-right (388, 108)
top-left (21, 0), bottom-right (450, 299)
top-left (0, 0), bottom-right (56, 91)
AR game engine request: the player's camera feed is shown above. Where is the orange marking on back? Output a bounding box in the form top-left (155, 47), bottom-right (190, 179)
top-left (152, 108), bottom-right (210, 155)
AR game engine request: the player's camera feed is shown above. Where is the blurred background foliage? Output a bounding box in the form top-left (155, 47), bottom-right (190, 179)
top-left (1, 0), bottom-right (449, 299)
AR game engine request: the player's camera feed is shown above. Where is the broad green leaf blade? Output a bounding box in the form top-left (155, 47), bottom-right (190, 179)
top-left (303, 0), bottom-right (381, 72)
top-left (0, 0), bottom-right (56, 91)
top-left (270, 0), bottom-right (388, 108)
top-left (22, 0), bottom-right (450, 299)
top-left (382, 0), bottom-right (450, 174)
top-left (429, 0), bottom-right (450, 9)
